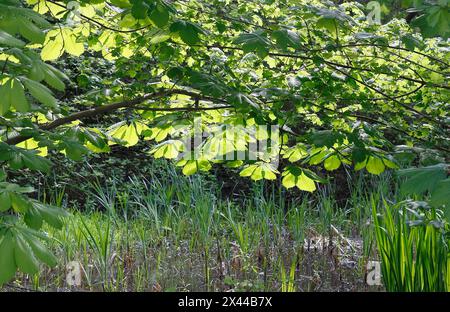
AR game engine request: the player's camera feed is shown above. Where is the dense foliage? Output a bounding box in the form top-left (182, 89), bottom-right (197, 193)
top-left (0, 0), bottom-right (448, 286)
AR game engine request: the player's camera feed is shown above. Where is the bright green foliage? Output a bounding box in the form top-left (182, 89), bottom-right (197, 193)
top-left (282, 166), bottom-right (325, 192)
top-left (0, 206), bottom-right (66, 285)
top-left (378, 0), bottom-right (450, 39)
top-left (150, 140), bottom-right (183, 159)
top-left (107, 121), bottom-right (147, 147)
top-left (240, 162), bottom-right (279, 181)
top-left (0, 223), bottom-right (60, 285)
top-left (372, 199), bottom-right (449, 291)
top-left (0, 0), bottom-right (448, 284)
top-left (177, 159), bottom-right (212, 175)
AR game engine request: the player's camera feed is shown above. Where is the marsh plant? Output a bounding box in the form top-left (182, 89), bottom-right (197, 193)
top-left (372, 199), bottom-right (450, 292)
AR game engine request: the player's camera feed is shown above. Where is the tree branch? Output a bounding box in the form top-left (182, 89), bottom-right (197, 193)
top-left (4, 89), bottom-right (230, 145)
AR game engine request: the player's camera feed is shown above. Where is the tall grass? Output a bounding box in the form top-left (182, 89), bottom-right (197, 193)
top-left (7, 160), bottom-right (437, 292)
top-left (372, 199), bottom-right (449, 291)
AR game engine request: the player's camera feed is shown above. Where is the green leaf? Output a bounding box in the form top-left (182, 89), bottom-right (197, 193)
top-left (182, 160), bottom-right (198, 175)
top-left (271, 29), bottom-right (301, 50)
top-left (0, 192), bottom-right (12, 212)
top-left (131, 0), bottom-right (150, 19)
top-left (14, 235), bottom-right (39, 275)
top-left (108, 122), bottom-right (141, 147)
top-left (310, 130), bottom-right (344, 148)
top-left (401, 34), bottom-right (424, 51)
top-left (233, 30), bottom-right (270, 58)
top-left (22, 77), bottom-right (57, 109)
top-left (282, 166), bottom-right (319, 192)
top-left (41, 37), bottom-right (64, 61)
top-left (366, 156), bottom-right (385, 175)
top-left (283, 144), bottom-right (307, 162)
top-left (316, 17), bottom-right (336, 35)
top-left (7, 146), bottom-right (52, 172)
top-left (180, 159), bottom-right (211, 176)
top-left (24, 206), bottom-right (43, 230)
top-left (149, 3), bottom-right (169, 27)
top-left (430, 178), bottom-right (450, 209)
top-left (32, 201), bottom-right (68, 229)
top-left (17, 17), bottom-right (45, 44)
top-left (298, 172), bottom-right (316, 192)
top-left (110, 0), bottom-right (131, 7)
top-left (10, 193), bottom-right (31, 213)
top-left (29, 62), bottom-right (46, 81)
top-left (0, 79), bottom-right (13, 115)
top-left (11, 78), bottom-right (29, 112)
top-left (170, 20), bottom-right (204, 45)
top-left (0, 30), bottom-right (25, 47)
top-left (0, 233), bottom-right (17, 285)
top-left (0, 169), bottom-right (5, 181)
top-left (22, 233), bottom-right (57, 267)
top-left (150, 140), bottom-right (183, 159)
top-left (240, 162), bottom-right (278, 181)
top-left (62, 140), bottom-right (88, 161)
top-left (62, 29), bottom-right (84, 56)
top-left (282, 171), bottom-right (296, 188)
top-left (43, 67), bottom-right (65, 91)
top-left (398, 164), bottom-right (447, 195)
top-left (324, 154), bottom-right (341, 171)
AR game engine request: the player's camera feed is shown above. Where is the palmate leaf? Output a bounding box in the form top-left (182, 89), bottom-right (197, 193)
top-left (398, 164), bottom-right (448, 196)
top-left (40, 37), bottom-right (64, 61)
top-left (16, 138), bottom-right (48, 157)
top-left (17, 16), bottom-right (45, 44)
top-left (10, 78), bottom-right (29, 112)
top-left (282, 144), bottom-right (308, 162)
top-left (149, 3), bottom-right (170, 28)
top-left (22, 230), bottom-right (57, 267)
top-left (188, 71), bottom-right (230, 97)
top-left (271, 29), bottom-right (301, 50)
top-left (366, 156), bottom-right (385, 175)
top-left (0, 78), bottom-right (29, 114)
top-left (0, 182), bottom-right (34, 213)
top-left (83, 128), bottom-right (110, 153)
top-left (14, 234), bottom-right (39, 275)
top-left (0, 192), bottom-right (12, 212)
top-left (149, 140), bottom-right (183, 159)
top-left (41, 28), bottom-right (85, 61)
top-left (61, 29), bottom-right (85, 56)
top-left (0, 143), bottom-right (51, 172)
top-left (354, 155), bottom-right (397, 175)
top-left (170, 20), bottom-right (204, 45)
top-left (310, 130), bottom-right (345, 148)
top-left (21, 77), bottom-right (57, 109)
top-left (324, 154), bottom-right (341, 171)
top-left (281, 166), bottom-right (324, 192)
top-left (0, 30), bottom-right (25, 47)
top-left (430, 179), bottom-right (450, 208)
top-left (239, 162), bottom-right (279, 181)
top-left (411, 4), bottom-right (450, 39)
top-left (42, 67), bottom-right (65, 91)
top-left (28, 201), bottom-right (69, 230)
top-left (10, 193), bottom-right (32, 213)
top-left (177, 159), bottom-right (212, 176)
top-left (0, 232), bottom-right (16, 285)
top-left (0, 219), bottom-right (61, 285)
top-left (228, 92), bottom-right (260, 111)
top-left (233, 30), bottom-right (271, 58)
top-left (130, 0), bottom-right (151, 20)
top-left (108, 121), bottom-right (149, 147)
